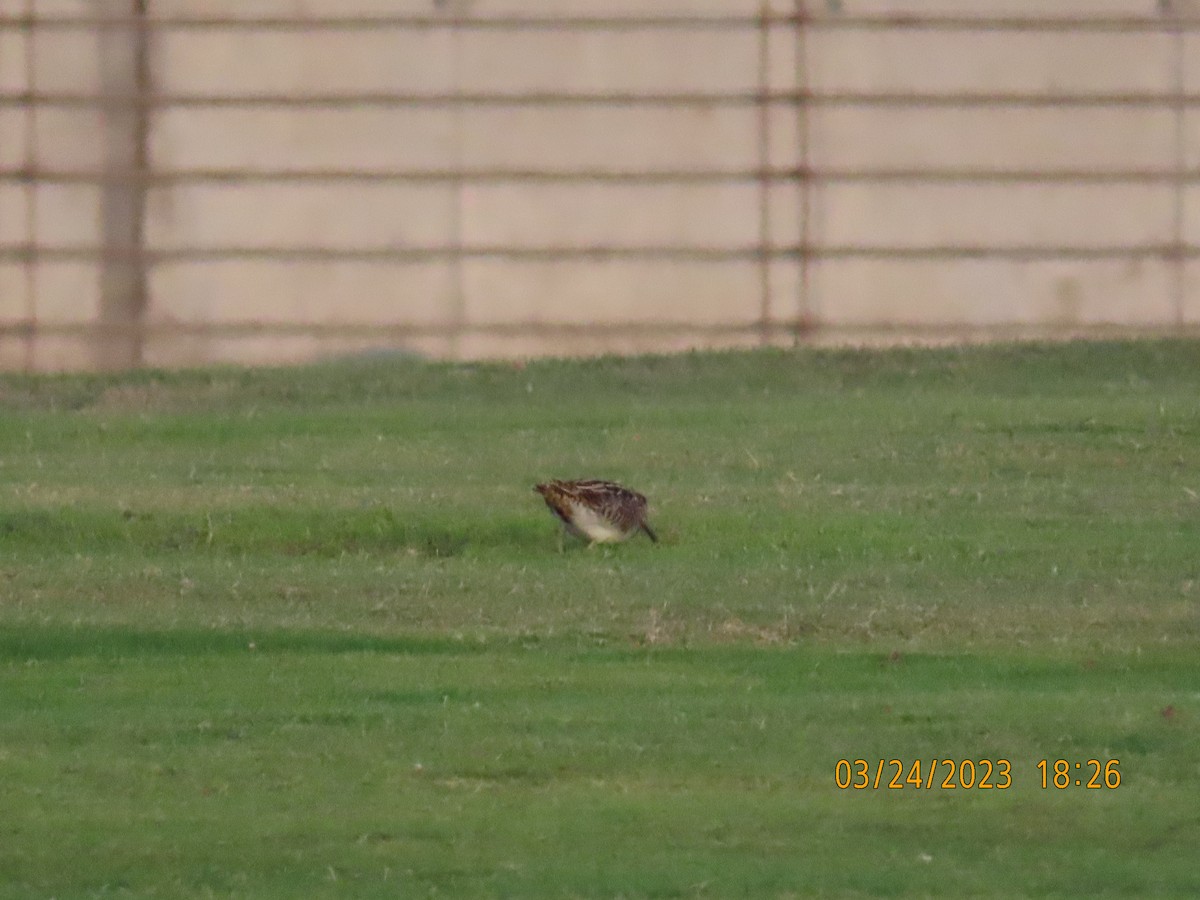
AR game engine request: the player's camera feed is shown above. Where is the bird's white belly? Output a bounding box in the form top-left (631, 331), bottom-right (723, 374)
top-left (567, 503), bottom-right (628, 543)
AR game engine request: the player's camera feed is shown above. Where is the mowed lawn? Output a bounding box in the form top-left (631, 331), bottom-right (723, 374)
top-left (1, 340), bottom-right (1198, 898)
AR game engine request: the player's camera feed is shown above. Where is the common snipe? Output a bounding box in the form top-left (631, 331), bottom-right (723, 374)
top-left (534, 479), bottom-right (658, 546)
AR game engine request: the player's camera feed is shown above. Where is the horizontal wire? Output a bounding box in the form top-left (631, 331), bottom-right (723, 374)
top-left (3, 321), bottom-right (1198, 342)
top-left (0, 14), bottom-right (1196, 32)
top-left (2, 167), bottom-right (1198, 185)
top-left (1, 245), bottom-right (1194, 263)
top-left (3, 90), bottom-right (1199, 109)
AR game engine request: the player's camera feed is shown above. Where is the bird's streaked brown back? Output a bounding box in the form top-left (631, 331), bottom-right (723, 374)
top-left (534, 479), bottom-right (657, 543)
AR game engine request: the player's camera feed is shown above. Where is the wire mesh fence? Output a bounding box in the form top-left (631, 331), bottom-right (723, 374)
top-left (1, 4), bottom-right (1198, 370)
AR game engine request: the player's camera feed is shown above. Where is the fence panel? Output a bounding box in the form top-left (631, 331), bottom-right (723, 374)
top-left (1, 2), bottom-right (1198, 370)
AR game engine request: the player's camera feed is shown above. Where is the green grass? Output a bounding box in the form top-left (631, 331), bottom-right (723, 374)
top-left (1, 340), bottom-right (1198, 897)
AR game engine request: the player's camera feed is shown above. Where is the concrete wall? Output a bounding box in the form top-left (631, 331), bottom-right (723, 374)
top-left (2, 0), bottom-right (109, 368)
top-left (2, 0), bottom-right (1199, 369)
top-left (805, 1), bottom-right (1195, 335)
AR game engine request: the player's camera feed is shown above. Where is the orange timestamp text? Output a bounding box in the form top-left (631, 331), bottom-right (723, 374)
top-left (835, 758), bottom-right (1012, 790)
top-left (1037, 758), bottom-right (1121, 789)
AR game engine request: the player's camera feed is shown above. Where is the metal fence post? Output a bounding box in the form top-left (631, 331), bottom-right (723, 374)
top-left (96, 0), bottom-right (149, 369)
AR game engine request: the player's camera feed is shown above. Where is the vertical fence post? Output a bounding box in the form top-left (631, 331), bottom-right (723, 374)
top-left (1168, 5), bottom-right (1188, 328)
top-left (449, 2), bottom-right (467, 360)
top-left (96, 0), bottom-right (149, 369)
top-left (792, 0), bottom-right (813, 343)
top-left (435, 0), bottom-right (469, 359)
top-left (756, 2), bottom-right (772, 346)
top-left (20, 0), bottom-right (40, 370)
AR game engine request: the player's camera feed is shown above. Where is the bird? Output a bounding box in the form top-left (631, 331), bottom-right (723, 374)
top-left (533, 479), bottom-right (658, 546)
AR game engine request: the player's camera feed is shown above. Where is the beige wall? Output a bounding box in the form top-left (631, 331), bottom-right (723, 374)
top-left (2, 0), bottom-right (1199, 369)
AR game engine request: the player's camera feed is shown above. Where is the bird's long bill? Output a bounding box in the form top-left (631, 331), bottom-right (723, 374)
top-left (641, 522), bottom-right (659, 543)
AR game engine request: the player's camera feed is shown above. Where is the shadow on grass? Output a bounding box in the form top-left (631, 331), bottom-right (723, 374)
top-left (0, 624), bottom-right (497, 662)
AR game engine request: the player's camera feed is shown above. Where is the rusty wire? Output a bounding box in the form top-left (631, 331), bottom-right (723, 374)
top-left (2, 13), bottom-right (1199, 31)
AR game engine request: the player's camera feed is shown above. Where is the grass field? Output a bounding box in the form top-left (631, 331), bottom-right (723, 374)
top-left (1, 340), bottom-right (1198, 897)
